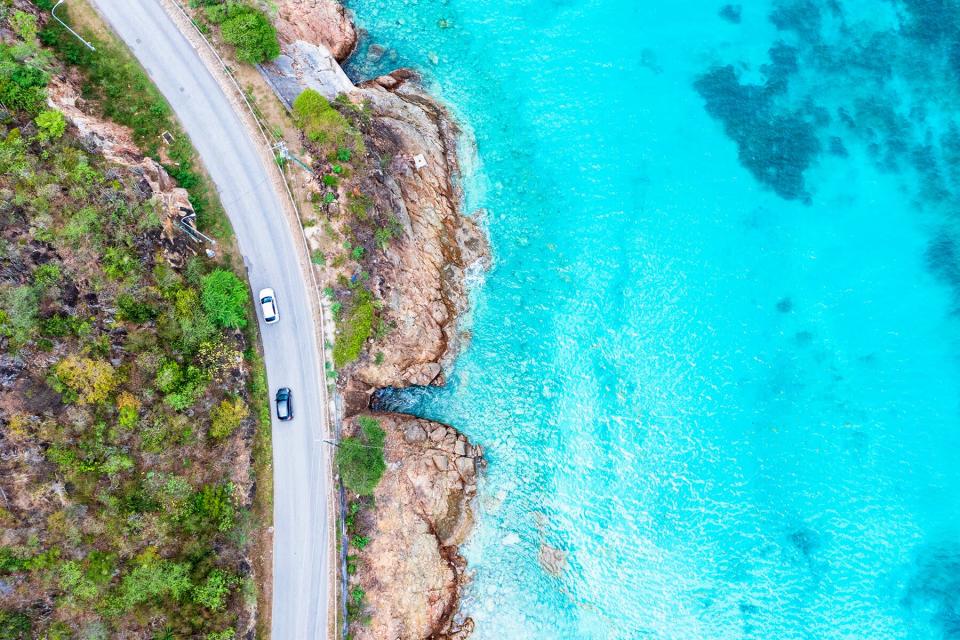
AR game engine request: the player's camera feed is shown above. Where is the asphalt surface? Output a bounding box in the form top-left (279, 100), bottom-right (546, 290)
top-left (86, 1), bottom-right (331, 637)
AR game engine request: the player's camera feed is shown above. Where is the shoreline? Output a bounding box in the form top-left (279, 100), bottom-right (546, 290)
top-left (246, 2), bottom-right (491, 636)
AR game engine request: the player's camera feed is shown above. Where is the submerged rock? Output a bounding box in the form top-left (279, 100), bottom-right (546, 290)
top-left (538, 544), bottom-right (568, 577)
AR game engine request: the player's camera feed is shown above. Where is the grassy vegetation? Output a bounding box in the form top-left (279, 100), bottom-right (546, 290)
top-left (336, 416), bottom-right (386, 497)
top-left (337, 415), bottom-right (387, 632)
top-left (190, 0), bottom-right (279, 64)
top-left (285, 89), bottom-right (395, 371)
top-left (292, 89), bottom-right (363, 156)
top-left (0, 5), bottom-right (262, 637)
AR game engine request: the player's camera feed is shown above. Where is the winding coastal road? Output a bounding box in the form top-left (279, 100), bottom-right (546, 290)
top-left (86, 1), bottom-right (332, 637)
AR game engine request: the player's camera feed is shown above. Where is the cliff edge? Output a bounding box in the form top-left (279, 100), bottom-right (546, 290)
top-left (259, 3), bottom-right (488, 638)
top-left (346, 413), bottom-right (483, 640)
top-left (348, 70), bottom-right (489, 393)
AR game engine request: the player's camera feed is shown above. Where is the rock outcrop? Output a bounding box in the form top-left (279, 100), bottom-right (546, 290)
top-left (348, 413), bottom-right (483, 640)
top-left (260, 39), bottom-right (355, 106)
top-left (272, 0), bottom-right (357, 61)
top-left (47, 75), bottom-right (208, 263)
top-left (348, 71), bottom-right (489, 391)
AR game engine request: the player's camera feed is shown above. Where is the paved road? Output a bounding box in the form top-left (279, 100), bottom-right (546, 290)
top-left (87, 1), bottom-right (332, 637)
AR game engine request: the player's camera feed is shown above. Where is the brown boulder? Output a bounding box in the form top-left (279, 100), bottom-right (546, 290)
top-left (273, 0), bottom-right (357, 61)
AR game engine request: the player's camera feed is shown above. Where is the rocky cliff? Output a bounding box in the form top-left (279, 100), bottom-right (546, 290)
top-left (347, 70), bottom-right (489, 393)
top-left (262, 5), bottom-right (487, 638)
top-left (346, 413), bottom-right (483, 640)
top-left (47, 74), bottom-right (205, 267)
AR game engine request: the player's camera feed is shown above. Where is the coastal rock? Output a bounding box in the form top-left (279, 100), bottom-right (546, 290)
top-left (349, 71), bottom-right (490, 389)
top-left (272, 0), bottom-right (357, 61)
top-left (347, 412), bottom-right (483, 640)
top-left (259, 40), bottom-right (355, 106)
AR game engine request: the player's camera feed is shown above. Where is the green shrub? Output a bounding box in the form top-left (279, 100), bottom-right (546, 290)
top-left (10, 11), bottom-right (39, 44)
top-left (52, 356), bottom-right (119, 404)
top-left (201, 269), bottom-right (248, 329)
top-left (60, 206), bottom-right (101, 246)
top-left (59, 559), bottom-right (98, 600)
top-left (215, 4), bottom-right (280, 64)
top-left (31, 263), bottom-right (61, 289)
top-left (351, 535), bottom-right (369, 550)
top-left (116, 551), bottom-right (192, 612)
top-left (336, 416), bottom-right (386, 496)
top-left (0, 548), bottom-right (30, 574)
top-left (192, 568), bottom-right (235, 611)
top-left (0, 610), bottom-right (31, 640)
top-left (0, 285), bottom-right (38, 346)
top-left (103, 246), bottom-right (138, 281)
top-left (155, 360), bottom-right (183, 393)
top-left (0, 49), bottom-right (48, 115)
top-left (321, 173), bottom-right (338, 188)
top-left (209, 396), bottom-right (248, 439)
top-left (181, 483), bottom-right (236, 534)
top-left (332, 298), bottom-right (375, 368)
top-left (164, 365), bottom-right (209, 411)
top-left (292, 89), bottom-right (353, 151)
top-left (350, 586), bottom-right (365, 606)
top-left (34, 109), bottom-right (66, 140)
top-left (117, 293), bottom-right (156, 323)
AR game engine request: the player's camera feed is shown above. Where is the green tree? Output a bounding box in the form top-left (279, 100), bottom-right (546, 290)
top-left (201, 269), bottom-right (248, 329)
top-left (336, 417), bottom-right (386, 496)
top-left (217, 5), bottom-right (279, 64)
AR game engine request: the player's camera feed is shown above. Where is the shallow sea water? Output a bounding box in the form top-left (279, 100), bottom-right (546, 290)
top-left (344, 0), bottom-right (960, 637)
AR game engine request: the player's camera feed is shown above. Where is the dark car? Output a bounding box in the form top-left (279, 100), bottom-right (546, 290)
top-left (275, 387), bottom-right (293, 421)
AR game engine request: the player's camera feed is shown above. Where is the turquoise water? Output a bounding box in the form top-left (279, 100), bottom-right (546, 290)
top-left (344, 1), bottom-right (960, 637)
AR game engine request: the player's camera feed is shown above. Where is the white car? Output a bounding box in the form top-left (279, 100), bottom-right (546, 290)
top-left (259, 288), bottom-right (279, 324)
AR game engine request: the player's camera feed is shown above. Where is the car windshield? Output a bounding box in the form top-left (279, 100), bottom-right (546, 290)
top-left (262, 296), bottom-right (273, 303)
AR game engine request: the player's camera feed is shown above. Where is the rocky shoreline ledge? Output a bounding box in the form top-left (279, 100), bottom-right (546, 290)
top-left (261, 2), bottom-right (488, 637)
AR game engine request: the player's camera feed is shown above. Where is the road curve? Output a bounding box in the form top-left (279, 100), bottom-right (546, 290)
top-left (86, 1), bottom-right (332, 637)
